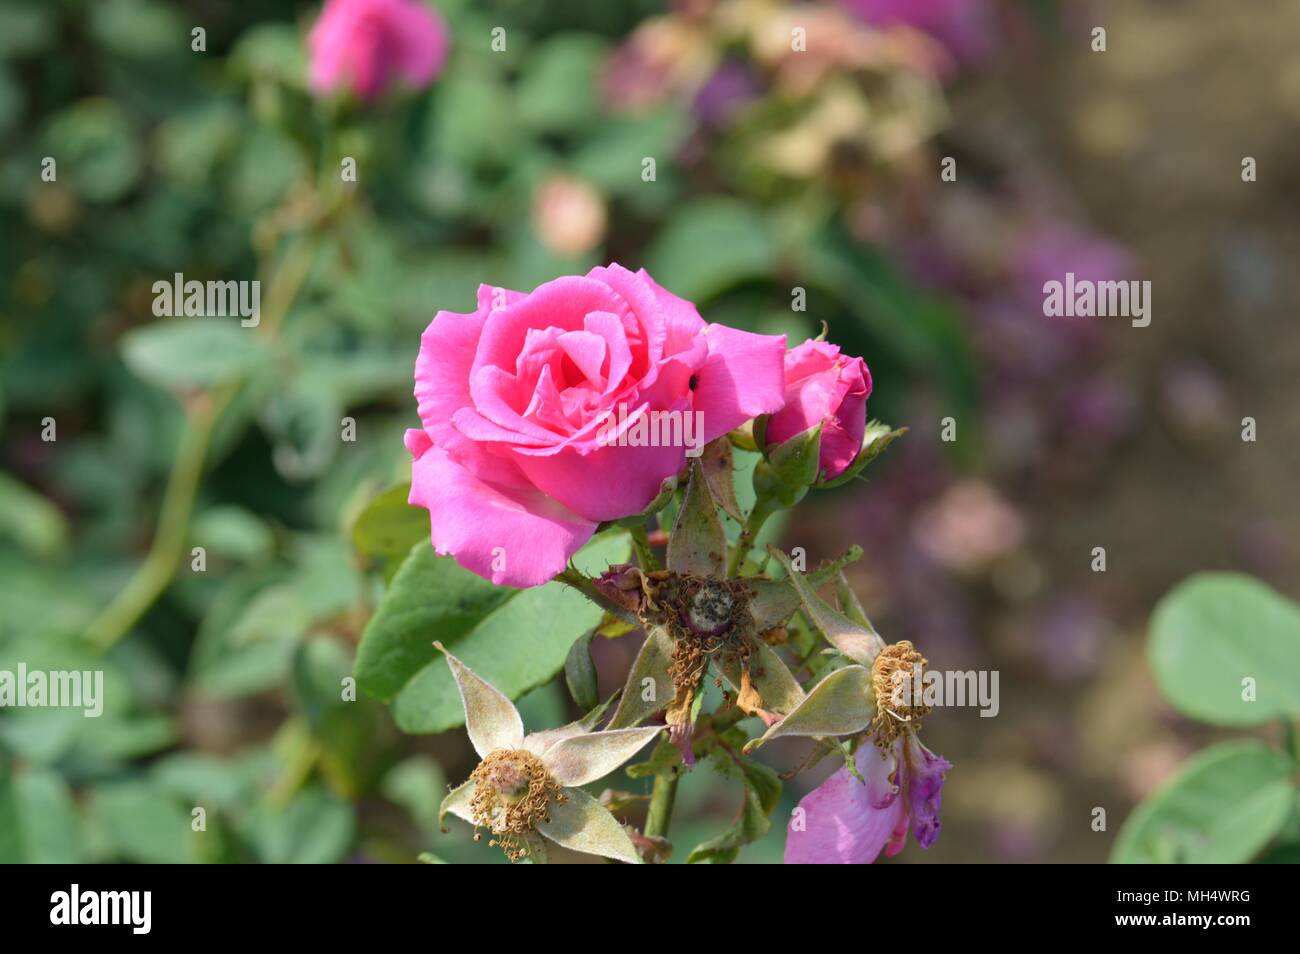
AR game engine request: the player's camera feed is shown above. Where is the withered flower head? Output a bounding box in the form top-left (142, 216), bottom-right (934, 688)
top-left (436, 644), bottom-right (662, 863)
top-left (598, 461), bottom-right (806, 764)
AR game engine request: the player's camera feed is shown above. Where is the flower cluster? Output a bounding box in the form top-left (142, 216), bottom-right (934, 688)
top-left (416, 267), bottom-right (948, 863)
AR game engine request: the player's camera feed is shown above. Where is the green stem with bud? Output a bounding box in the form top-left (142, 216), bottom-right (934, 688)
top-left (727, 502), bottom-right (774, 577)
top-left (629, 524), bottom-right (659, 572)
top-left (85, 237), bottom-right (318, 653)
top-left (555, 567), bottom-right (639, 626)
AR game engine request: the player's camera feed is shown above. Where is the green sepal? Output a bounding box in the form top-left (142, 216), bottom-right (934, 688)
top-left (817, 421), bottom-right (906, 489)
top-left (757, 423), bottom-right (823, 508)
top-left (666, 458), bottom-right (726, 578)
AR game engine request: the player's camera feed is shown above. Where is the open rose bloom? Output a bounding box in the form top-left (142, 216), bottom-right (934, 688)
top-left (308, 0), bottom-right (449, 101)
top-left (390, 260), bottom-right (943, 865)
top-left (407, 264), bottom-right (786, 587)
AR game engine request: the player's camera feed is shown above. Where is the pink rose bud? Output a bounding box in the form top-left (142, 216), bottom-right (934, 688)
top-left (407, 265), bottom-right (787, 587)
top-left (766, 339), bottom-right (872, 481)
top-left (308, 0), bottom-right (450, 102)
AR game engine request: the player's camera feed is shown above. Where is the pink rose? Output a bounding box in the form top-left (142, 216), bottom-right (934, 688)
top-left (765, 339), bottom-right (872, 481)
top-left (308, 0), bottom-right (449, 101)
top-left (407, 264), bottom-right (787, 587)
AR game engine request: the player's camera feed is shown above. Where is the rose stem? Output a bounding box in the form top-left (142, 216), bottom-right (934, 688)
top-left (85, 237), bottom-right (317, 653)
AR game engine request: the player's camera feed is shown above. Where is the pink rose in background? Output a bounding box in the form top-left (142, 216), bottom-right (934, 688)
top-left (407, 264), bottom-right (787, 587)
top-left (308, 0), bottom-right (449, 101)
top-left (766, 339), bottom-right (872, 481)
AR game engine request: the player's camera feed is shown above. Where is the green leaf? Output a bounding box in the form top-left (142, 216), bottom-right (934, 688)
top-left (1111, 741), bottom-right (1296, 863)
top-left (90, 782), bottom-right (198, 864)
top-left (564, 630), bottom-right (599, 712)
top-left (190, 505), bottom-right (273, 563)
top-left (351, 482), bottom-right (427, 568)
top-left (1150, 573), bottom-right (1300, 726)
top-left (357, 533), bottom-right (630, 733)
top-left (0, 469), bottom-right (69, 557)
top-left (90, 0), bottom-right (184, 59)
top-left (1258, 843), bottom-right (1300, 864)
top-left (516, 33), bottom-right (606, 134)
top-left (228, 22), bottom-right (308, 89)
top-left (189, 582), bottom-right (309, 699)
top-left (430, 70), bottom-right (518, 168)
top-left (260, 366), bottom-right (342, 480)
top-left (745, 665), bottom-right (872, 752)
top-left (0, 2), bottom-right (54, 58)
top-left (646, 198), bottom-right (775, 302)
top-left (151, 753), bottom-right (247, 811)
top-left (382, 756), bottom-right (447, 834)
top-left (44, 98), bottom-right (141, 203)
top-left (609, 625), bottom-right (675, 730)
top-left (572, 109), bottom-right (684, 198)
top-left (0, 766), bottom-right (83, 863)
top-left (245, 787), bottom-right (355, 864)
top-left (686, 757), bottom-right (781, 863)
top-left (355, 545), bottom-right (513, 702)
top-left (121, 320), bottom-right (270, 391)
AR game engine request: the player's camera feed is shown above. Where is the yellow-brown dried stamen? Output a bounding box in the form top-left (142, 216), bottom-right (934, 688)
top-left (870, 640), bottom-right (932, 748)
top-left (468, 749), bottom-right (565, 861)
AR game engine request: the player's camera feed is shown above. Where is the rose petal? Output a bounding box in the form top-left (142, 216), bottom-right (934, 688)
top-left (543, 726), bottom-right (663, 787)
top-left (436, 645), bottom-right (525, 758)
top-left (439, 777), bottom-right (475, 827)
top-left (539, 787), bottom-right (643, 864)
top-left (414, 305), bottom-right (486, 449)
top-left (513, 439), bottom-right (689, 523)
top-left (473, 276), bottom-right (630, 387)
top-left (902, 734), bottom-right (951, 850)
top-left (784, 741), bottom-right (904, 864)
top-left (410, 442), bottom-right (595, 587)
top-left (693, 324), bottom-right (787, 443)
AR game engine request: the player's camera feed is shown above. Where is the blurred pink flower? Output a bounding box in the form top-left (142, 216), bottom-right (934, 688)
top-left (407, 265), bottom-right (786, 587)
top-left (913, 480), bottom-right (1025, 572)
top-left (531, 175), bottom-right (608, 258)
top-left (766, 339), bottom-right (872, 481)
top-left (308, 0), bottom-right (449, 101)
